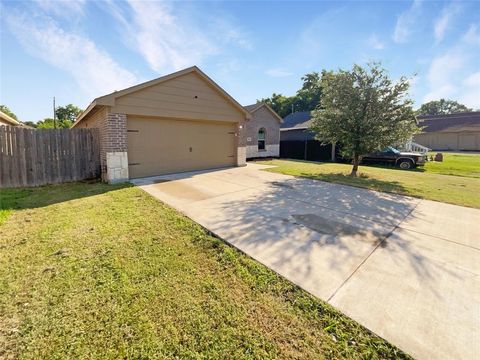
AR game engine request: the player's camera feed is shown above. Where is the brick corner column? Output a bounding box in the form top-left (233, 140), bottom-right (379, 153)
top-left (104, 112), bottom-right (129, 183)
top-left (236, 120), bottom-right (247, 166)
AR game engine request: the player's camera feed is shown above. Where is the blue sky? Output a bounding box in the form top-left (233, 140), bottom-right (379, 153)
top-left (1, 0), bottom-right (479, 122)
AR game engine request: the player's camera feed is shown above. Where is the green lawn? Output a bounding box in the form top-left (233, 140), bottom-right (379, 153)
top-left (423, 152), bottom-right (480, 178)
top-left (256, 153), bottom-right (480, 208)
top-left (0, 183), bottom-right (409, 359)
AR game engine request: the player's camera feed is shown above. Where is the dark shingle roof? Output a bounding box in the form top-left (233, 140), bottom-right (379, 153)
top-left (418, 112), bottom-right (480, 133)
top-left (281, 111), bottom-right (312, 130)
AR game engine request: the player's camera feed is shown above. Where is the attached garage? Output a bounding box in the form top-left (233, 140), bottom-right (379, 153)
top-left (72, 66), bottom-right (250, 182)
top-left (127, 117), bottom-right (236, 178)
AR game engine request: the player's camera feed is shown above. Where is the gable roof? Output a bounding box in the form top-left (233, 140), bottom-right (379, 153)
top-left (418, 112), bottom-right (480, 133)
top-left (0, 110), bottom-right (20, 126)
top-left (73, 66), bottom-right (250, 127)
top-left (243, 102), bottom-right (283, 123)
top-left (281, 111), bottom-right (312, 130)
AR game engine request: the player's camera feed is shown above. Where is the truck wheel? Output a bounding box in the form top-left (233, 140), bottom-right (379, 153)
top-left (398, 159), bottom-right (414, 169)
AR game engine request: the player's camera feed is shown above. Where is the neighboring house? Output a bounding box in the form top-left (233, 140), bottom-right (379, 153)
top-left (414, 112), bottom-right (480, 151)
top-left (280, 111), bottom-right (336, 161)
top-left (0, 110), bottom-right (20, 126)
top-left (72, 66), bottom-right (251, 182)
top-left (243, 102), bottom-right (282, 158)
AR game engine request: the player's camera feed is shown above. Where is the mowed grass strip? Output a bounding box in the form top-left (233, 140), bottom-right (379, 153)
top-left (256, 155), bottom-right (480, 208)
top-left (0, 183), bottom-right (409, 359)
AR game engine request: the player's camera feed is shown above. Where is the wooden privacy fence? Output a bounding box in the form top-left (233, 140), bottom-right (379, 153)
top-left (0, 127), bottom-right (100, 188)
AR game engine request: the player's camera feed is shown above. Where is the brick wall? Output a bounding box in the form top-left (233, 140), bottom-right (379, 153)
top-left (246, 106), bottom-right (280, 145)
top-left (245, 106), bottom-right (280, 158)
top-left (105, 113), bottom-right (127, 153)
top-left (81, 108), bottom-right (128, 181)
top-left (235, 117), bottom-right (247, 166)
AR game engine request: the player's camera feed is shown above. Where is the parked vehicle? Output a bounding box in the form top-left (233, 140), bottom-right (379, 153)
top-left (361, 146), bottom-right (426, 169)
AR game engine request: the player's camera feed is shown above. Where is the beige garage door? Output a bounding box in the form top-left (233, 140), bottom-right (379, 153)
top-left (127, 117), bottom-right (237, 178)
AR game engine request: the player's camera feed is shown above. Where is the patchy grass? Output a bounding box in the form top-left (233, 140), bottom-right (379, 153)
top-left (0, 183), bottom-right (409, 359)
top-left (256, 158), bottom-right (480, 209)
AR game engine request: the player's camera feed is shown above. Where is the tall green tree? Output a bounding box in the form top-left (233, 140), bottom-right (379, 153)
top-left (55, 104), bottom-right (83, 127)
top-left (36, 118), bottom-right (56, 129)
top-left (259, 70), bottom-right (331, 118)
top-left (258, 93), bottom-right (294, 118)
top-left (310, 63), bottom-right (418, 177)
top-left (36, 118), bottom-right (72, 129)
top-left (417, 99), bottom-right (472, 115)
top-left (0, 105), bottom-right (18, 120)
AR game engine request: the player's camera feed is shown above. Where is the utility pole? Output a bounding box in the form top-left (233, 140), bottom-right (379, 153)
top-left (53, 96), bottom-right (57, 129)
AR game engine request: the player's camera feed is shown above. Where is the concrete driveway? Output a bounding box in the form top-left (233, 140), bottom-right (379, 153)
top-left (133, 163), bottom-right (480, 360)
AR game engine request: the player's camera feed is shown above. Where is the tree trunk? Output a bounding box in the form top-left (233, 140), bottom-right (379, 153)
top-left (351, 154), bottom-right (360, 177)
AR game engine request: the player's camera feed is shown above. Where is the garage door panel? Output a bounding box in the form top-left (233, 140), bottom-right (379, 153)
top-left (127, 117), bottom-right (236, 178)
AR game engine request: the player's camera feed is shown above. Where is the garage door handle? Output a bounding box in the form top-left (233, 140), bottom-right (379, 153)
top-left (128, 163), bottom-right (140, 166)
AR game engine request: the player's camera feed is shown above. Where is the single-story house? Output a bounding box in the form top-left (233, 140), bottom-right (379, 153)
top-left (0, 110), bottom-right (20, 126)
top-left (243, 102), bottom-right (282, 159)
top-left (72, 66), bottom-right (251, 182)
top-left (280, 111), bottom-right (336, 161)
top-left (414, 112), bottom-right (480, 151)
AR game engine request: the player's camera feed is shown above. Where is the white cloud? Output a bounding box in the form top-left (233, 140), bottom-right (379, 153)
top-left (462, 24), bottom-right (480, 46)
top-left (434, 2), bottom-right (462, 43)
top-left (6, 12), bottom-right (139, 99)
top-left (127, 1), bottom-right (217, 73)
top-left (460, 72), bottom-right (480, 108)
top-left (423, 50), bottom-right (464, 101)
top-left (210, 18), bottom-right (253, 51)
top-left (423, 50), bottom-right (480, 108)
top-left (105, 1), bottom-right (250, 74)
top-left (34, 0), bottom-right (86, 18)
top-left (265, 68), bottom-right (294, 77)
top-left (463, 72), bottom-right (480, 87)
top-left (393, 0), bottom-right (422, 43)
top-left (367, 33), bottom-right (385, 50)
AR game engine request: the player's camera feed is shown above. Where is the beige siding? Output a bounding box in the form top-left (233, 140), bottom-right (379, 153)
top-left (127, 117), bottom-right (236, 178)
top-left (112, 72), bottom-right (244, 122)
top-left (414, 132), bottom-right (480, 151)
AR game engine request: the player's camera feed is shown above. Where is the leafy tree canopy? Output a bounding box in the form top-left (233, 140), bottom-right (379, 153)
top-left (36, 118), bottom-right (72, 129)
top-left (259, 70), bottom-right (332, 118)
top-left (417, 99), bottom-right (472, 115)
top-left (35, 104), bottom-right (82, 128)
top-left (55, 104), bottom-right (83, 127)
top-left (22, 121), bottom-right (37, 128)
top-left (310, 62), bottom-right (418, 176)
top-left (0, 105), bottom-right (18, 120)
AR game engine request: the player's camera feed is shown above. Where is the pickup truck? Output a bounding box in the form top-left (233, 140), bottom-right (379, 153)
top-left (361, 147), bottom-right (426, 169)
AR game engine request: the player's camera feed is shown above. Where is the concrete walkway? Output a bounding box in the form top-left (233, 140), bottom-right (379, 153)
top-left (133, 163), bottom-right (480, 360)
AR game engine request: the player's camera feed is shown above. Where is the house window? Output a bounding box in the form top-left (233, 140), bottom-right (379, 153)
top-left (258, 128), bottom-right (266, 150)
